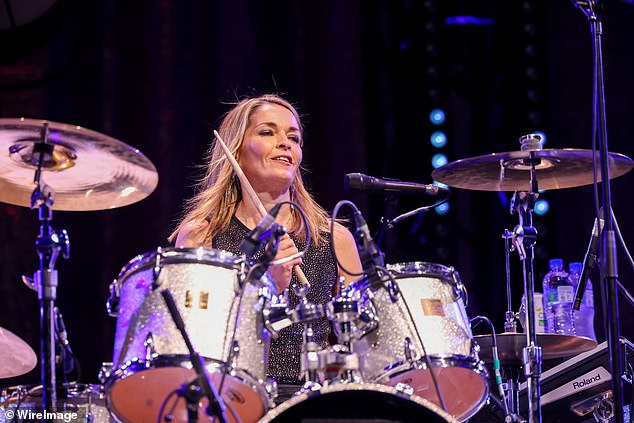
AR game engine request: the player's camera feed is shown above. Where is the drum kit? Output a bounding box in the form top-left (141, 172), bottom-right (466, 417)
top-left (0, 117), bottom-right (632, 423)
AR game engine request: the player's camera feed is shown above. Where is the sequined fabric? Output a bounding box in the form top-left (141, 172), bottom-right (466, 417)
top-left (213, 216), bottom-right (338, 383)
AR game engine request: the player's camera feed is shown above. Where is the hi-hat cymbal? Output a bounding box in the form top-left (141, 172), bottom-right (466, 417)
top-left (432, 149), bottom-right (633, 191)
top-left (0, 118), bottom-right (158, 211)
top-left (475, 332), bottom-right (598, 363)
top-left (0, 326), bottom-right (37, 379)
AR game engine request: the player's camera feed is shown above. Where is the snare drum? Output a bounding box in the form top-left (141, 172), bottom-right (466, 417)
top-left (106, 247), bottom-right (274, 423)
top-left (349, 262), bottom-right (489, 421)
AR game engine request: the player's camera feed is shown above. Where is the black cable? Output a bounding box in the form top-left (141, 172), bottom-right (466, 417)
top-left (156, 388), bottom-right (179, 423)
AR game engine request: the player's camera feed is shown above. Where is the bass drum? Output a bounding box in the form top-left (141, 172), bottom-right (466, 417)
top-left (258, 383), bottom-right (458, 423)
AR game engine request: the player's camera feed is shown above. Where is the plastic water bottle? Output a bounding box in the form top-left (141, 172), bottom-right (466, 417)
top-left (568, 261), bottom-right (596, 341)
top-left (542, 258), bottom-right (576, 335)
top-left (519, 292), bottom-right (546, 334)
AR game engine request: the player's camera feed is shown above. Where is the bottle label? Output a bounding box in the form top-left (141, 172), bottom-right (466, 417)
top-left (557, 285), bottom-right (574, 303)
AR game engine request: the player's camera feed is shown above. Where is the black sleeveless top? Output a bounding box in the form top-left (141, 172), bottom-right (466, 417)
top-left (213, 216), bottom-right (338, 383)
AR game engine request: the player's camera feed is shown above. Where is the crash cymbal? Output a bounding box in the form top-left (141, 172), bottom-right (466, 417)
top-left (0, 118), bottom-right (158, 211)
top-left (432, 149), bottom-right (633, 191)
top-left (0, 327), bottom-right (37, 379)
top-left (474, 332), bottom-right (598, 363)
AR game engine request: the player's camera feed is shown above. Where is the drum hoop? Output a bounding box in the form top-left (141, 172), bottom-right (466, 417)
top-left (382, 354), bottom-right (490, 379)
top-left (258, 382), bottom-right (459, 423)
top-left (387, 261), bottom-right (458, 281)
top-left (115, 247), bottom-right (245, 284)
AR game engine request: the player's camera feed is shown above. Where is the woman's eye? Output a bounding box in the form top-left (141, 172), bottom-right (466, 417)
top-left (260, 130), bottom-right (274, 136)
top-left (289, 135), bottom-right (301, 143)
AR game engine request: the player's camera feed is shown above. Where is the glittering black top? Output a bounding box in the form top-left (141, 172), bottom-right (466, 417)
top-left (213, 216), bottom-right (338, 383)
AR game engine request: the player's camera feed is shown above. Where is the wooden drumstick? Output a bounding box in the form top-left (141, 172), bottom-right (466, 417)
top-left (214, 130), bottom-right (310, 288)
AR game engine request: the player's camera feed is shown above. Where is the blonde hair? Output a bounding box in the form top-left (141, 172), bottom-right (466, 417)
top-left (168, 94), bottom-right (330, 246)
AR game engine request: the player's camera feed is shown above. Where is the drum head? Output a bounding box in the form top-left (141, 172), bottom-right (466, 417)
top-left (108, 365), bottom-right (266, 423)
top-left (259, 383), bottom-right (458, 423)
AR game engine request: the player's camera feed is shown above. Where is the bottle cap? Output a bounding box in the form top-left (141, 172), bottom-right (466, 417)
top-left (549, 258), bottom-right (564, 270)
top-left (569, 261), bottom-right (582, 273)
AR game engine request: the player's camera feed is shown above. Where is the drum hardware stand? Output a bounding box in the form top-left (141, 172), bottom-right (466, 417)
top-left (160, 289), bottom-right (229, 423)
top-left (507, 135), bottom-right (544, 423)
top-left (503, 230), bottom-right (519, 334)
top-left (19, 123), bottom-right (71, 411)
top-left (290, 282), bottom-right (326, 392)
top-left (327, 278), bottom-right (364, 383)
top-left (571, 2), bottom-right (625, 420)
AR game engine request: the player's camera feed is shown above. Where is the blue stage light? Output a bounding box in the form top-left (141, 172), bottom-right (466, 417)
top-left (534, 199), bottom-right (550, 215)
top-left (429, 109), bottom-right (446, 125)
top-left (431, 153), bottom-right (448, 169)
top-left (435, 203), bottom-right (450, 215)
top-left (430, 131), bottom-right (447, 148)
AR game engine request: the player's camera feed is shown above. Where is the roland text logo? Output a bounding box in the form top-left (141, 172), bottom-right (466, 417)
top-left (572, 372), bottom-right (601, 390)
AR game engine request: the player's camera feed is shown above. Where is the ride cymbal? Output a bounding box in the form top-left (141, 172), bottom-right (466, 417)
top-left (0, 118), bottom-right (158, 211)
top-left (432, 149), bottom-right (633, 191)
top-left (0, 326), bottom-right (37, 379)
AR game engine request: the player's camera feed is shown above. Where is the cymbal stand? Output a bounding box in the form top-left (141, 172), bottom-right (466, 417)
top-left (508, 149), bottom-right (542, 423)
top-left (571, 2), bottom-right (625, 421)
top-left (28, 122), bottom-right (70, 410)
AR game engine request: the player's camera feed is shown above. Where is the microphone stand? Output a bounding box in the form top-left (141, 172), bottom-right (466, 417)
top-left (160, 289), bottom-right (229, 423)
top-left (571, 1), bottom-right (624, 420)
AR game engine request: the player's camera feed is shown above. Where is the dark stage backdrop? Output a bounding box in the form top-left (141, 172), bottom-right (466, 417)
top-left (1, 0), bottom-right (632, 387)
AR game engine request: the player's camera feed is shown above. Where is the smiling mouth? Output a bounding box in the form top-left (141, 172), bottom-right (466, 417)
top-left (272, 157), bottom-right (292, 164)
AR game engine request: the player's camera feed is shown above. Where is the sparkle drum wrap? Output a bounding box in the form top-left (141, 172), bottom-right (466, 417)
top-left (106, 247), bottom-right (273, 423)
top-left (349, 262), bottom-right (489, 421)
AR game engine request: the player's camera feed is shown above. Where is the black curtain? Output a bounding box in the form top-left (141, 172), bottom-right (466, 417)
top-left (1, 0), bottom-right (633, 388)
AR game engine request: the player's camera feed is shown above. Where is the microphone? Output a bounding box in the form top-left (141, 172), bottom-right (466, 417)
top-left (573, 211), bottom-right (605, 311)
top-left (54, 307), bottom-right (75, 374)
top-left (352, 208), bottom-right (385, 287)
top-left (344, 173), bottom-right (450, 196)
top-left (240, 203), bottom-right (283, 257)
top-left (54, 307), bottom-right (68, 346)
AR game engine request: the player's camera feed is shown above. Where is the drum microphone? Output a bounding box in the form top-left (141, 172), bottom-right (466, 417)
top-left (240, 203), bottom-right (283, 257)
top-left (573, 210), bottom-right (604, 311)
top-left (352, 208), bottom-right (385, 287)
top-left (344, 173), bottom-right (450, 196)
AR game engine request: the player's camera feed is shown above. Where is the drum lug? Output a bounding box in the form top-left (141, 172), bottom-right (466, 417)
top-left (386, 279), bottom-right (400, 303)
top-left (106, 279), bottom-right (120, 317)
top-left (263, 378), bottom-right (278, 408)
top-left (98, 362), bottom-right (113, 385)
top-left (404, 337), bottom-right (418, 362)
top-left (470, 338), bottom-right (482, 361)
top-left (144, 332), bottom-right (157, 363)
top-left (151, 246), bottom-right (163, 289)
top-left (394, 381), bottom-right (415, 397)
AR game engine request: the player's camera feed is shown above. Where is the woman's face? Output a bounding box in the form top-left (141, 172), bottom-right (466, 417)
top-left (238, 103), bottom-right (303, 193)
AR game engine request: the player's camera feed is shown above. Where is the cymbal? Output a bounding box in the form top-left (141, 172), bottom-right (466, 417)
top-left (0, 326), bottom-right (37, 378)
top-left (431, 149), bottom-right (633, 191)
top-left (0, 118), bottom-right (158, 211)
top-left (474, 332), bottom-right (598, 363)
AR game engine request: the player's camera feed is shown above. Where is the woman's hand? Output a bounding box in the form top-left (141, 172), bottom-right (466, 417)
top-left (266, 235), bottom-right (302, 293)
